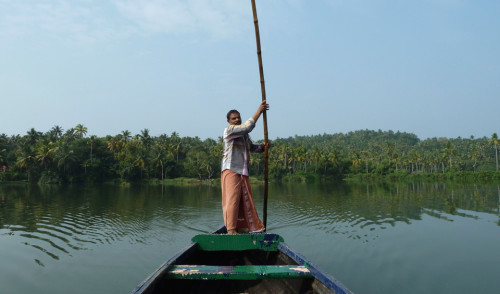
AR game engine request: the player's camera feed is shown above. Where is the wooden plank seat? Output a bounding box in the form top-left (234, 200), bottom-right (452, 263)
top-left (191, 233), bottom-right (284, 252)
top-left (166, 265), bottom-right (312, 280)
top-left (167, 234), bottom-right (313, 280)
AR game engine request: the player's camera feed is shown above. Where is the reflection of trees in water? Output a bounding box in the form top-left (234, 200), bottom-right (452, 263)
top-left (268, 182), bottom-right (500, 230)
top-left (0, 184), bottom-right (222, 266)
top-left (2, 182), bottom-right (499, 265)
top-left (352, 182), bottom-right (498, 218)
top-left (498, 185), bottom-right (500, 226)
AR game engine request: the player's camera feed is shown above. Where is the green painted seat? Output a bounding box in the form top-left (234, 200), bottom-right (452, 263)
top-left (168, 234), bottom-right (311, 280)
top-left (166, 265), bottom-right (312, 280)
top-left (192, 233), bottom-right (284, 252)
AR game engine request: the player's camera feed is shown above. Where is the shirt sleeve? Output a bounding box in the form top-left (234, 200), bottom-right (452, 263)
top-left (248, 134), bottom-right (264, 153)
top-left (250, 143), bottom-right (264, 153)
top-left (224, 118), bottom-right (256, 139)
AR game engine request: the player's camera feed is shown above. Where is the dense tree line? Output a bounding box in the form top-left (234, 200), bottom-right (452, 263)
top-left (1, 125), bottom-right (499, 184)
top-left (272, 130), bottom-right (500, 181)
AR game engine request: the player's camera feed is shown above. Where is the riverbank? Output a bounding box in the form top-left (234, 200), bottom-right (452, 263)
top-left (3, 170), bottom-right (500, 187)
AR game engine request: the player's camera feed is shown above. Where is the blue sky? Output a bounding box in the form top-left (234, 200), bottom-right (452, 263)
top-left (1, 0), bottom-right (499, 140)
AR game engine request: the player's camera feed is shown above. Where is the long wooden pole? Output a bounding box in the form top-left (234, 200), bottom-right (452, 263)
top-left (251, 0), bottom-right (269, 229)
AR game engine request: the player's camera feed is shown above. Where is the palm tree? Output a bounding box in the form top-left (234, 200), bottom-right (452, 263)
top-left (16, 151), bottom-right (36, 181)
top-left (490, 133), bottom-right (499, 171)
top-left (328, 148), bottom-right (339, 170)
top-left (0, 148), bottom-right (6, 179)
top-left (88, 135), bottom-right (97, 165)
top-left (444, 141), bottom-right (454, 169)
top-left (82, 159), bottom-right (91, 175)
top-left (107, 137), bottom-right (122, 158)
top-left (0, 148), bottom-right (5, 166)
top-left (171, 131), bottom-right (179, 140)
top-left (173, 141), bottom-right (182, 163)
top-left (385, 142), bottom-right (394, 168)
top-left (393, 153), bottom-right (401, 171)
top-left (153, 152), bottom-right (165, 181)
top-left (62, 128), bottom-right (77, 144)
top-left (134, 152), bottom-right (147, 179)
top-left (74, 124), bottom-right (88, 138)
top-left (361, 150), bottom-right (371, 173)
top-left (350, 152), bottom-right (362, 172)
top-left (56, 145), bottom-right (77, 175)
top-left (36, 141), bottom-right (57, 168)
top-left (0, 134), bottom-right (7, 166)
top-left (26, 128), bottom-right (41, 145)
top-left (49, 125), bottom-right (63, 141)
top-left (471, 141), bottom-right (485, 171)
top-left (140, 129), bottom-right (152, 151)
top-left (309, 147), bottom-right (321, 173)
top-left (121, 130), bottom-right (131, 144)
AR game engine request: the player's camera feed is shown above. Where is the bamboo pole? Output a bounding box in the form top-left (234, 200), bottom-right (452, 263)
top-left (251, 0), bottom-right (269, 229)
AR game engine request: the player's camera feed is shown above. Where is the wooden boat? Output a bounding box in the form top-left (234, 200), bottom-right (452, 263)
top-left (131, 228), bottom-right (352, 294)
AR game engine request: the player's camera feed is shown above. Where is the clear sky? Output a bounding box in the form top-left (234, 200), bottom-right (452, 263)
top-left (1, 0), bottom-right (499, 141)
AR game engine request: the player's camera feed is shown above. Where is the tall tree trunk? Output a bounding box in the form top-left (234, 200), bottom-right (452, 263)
top-left (496, 146), bottom-right (498, 171)
top-left (161, 160), bottom-right (164, 183)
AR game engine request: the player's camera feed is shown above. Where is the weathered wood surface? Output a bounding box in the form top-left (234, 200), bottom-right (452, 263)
top-left (166, 265), bottom-right (312, 280)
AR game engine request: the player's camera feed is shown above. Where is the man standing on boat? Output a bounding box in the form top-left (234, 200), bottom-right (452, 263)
top-left (221, 100), bottom-right (269, 234)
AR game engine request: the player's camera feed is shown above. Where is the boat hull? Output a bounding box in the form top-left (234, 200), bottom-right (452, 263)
top-left (131, 229), bottom-right (352, 294)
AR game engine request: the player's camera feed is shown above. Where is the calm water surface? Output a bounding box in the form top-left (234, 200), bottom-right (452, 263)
top-left (1, 182), bottom-right (499, 294)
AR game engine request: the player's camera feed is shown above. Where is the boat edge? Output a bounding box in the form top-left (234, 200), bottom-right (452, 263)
top-left (130, 242), bottom-right (198, 294)
top-left (278, 242), bottom-right (353, 294)
top-left (130, 226), bottom-right (353, 294)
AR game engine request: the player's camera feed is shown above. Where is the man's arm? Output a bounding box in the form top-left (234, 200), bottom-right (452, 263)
top-left (249, 100), bottom-right (270, 152)
top-left (225, 119), bottom-right (256, 138)
top-left (250, 141), bottom-right (271, 153)
top-left (251, 100), bottom-right (269, 123)
top-left (225, 100), bottom-right (270, 139)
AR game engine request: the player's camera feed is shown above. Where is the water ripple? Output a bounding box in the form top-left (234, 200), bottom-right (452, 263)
top-left (2, 202), bottom-right (189, 266)
top-left (269, 199), bottom-right (396, 243)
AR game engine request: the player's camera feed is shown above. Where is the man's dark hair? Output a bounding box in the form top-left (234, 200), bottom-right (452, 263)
top-left (226, 109), bottom-right (240, 120)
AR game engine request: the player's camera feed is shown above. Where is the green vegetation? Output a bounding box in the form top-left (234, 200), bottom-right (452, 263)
top-left (1, 126), bottom-right (500, 184)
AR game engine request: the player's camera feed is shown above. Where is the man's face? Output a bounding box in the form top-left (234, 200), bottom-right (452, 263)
top-left (228, 113), bottom-right (241, 125)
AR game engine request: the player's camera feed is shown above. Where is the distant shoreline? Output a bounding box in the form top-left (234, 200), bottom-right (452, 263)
top-left (3, 171), bottom-right (500, 187)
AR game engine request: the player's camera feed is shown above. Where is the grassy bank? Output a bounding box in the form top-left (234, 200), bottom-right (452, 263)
top-left (5, 171), bottom-right (500, 187)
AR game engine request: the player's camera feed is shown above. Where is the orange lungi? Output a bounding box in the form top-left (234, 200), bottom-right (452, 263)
top-left (221, 169), bottom-right (265, 233)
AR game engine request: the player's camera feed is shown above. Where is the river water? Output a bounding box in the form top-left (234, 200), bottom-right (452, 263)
top-left (1, 182), bottom-right (499, 294)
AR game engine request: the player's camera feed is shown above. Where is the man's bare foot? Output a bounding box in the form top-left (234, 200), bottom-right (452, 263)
top-left (227, 229), bottom-right (238, 235)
